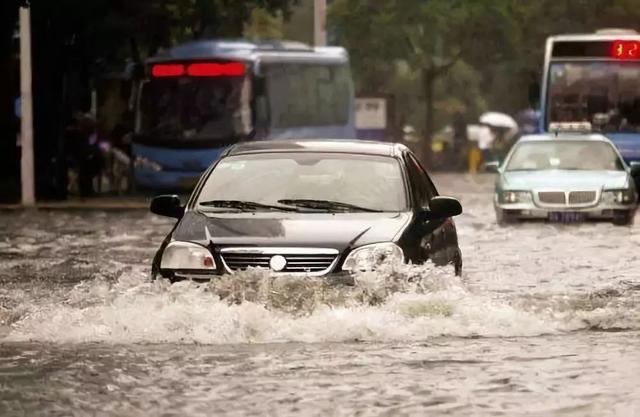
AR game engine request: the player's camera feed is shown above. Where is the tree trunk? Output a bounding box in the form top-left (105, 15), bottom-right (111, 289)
top-left (422, 67), bottom-right (435, 167)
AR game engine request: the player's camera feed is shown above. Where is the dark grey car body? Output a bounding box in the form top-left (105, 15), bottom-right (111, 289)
top-left (150, 140), bottom-right (463, 281)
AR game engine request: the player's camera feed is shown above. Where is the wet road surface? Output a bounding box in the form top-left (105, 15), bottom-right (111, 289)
top-left (1, 174), bottom-right (639, 416)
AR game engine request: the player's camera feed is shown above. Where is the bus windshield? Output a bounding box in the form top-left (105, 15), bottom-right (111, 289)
top-left (138, 76), bottom-right (251, 142)
top-left (548, 61), bottom-right (640, 133)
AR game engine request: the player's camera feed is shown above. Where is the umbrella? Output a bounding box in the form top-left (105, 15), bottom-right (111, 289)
top-left (479, 112), bottom-right (518, 130)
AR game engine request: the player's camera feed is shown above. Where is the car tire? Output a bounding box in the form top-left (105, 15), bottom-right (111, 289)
top-left (495, 208), bottom-right (517, 226)
top-left (612, 210), bottom-right (635, 226)
top-left (454, 258), bottom-right (462, 277)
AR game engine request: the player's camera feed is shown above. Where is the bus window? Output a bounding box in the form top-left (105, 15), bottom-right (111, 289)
top-left (264, 63), bottom-right (352, 128)
top-left (548, 61), bottom-right (640, 133)
top-left (138, 75), bottom-right (251, 142)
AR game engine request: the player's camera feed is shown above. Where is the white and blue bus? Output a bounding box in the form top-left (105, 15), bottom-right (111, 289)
top-left (133, 40), bottom-right (356, 189)
top-left (540, 29), bottom-right (640, 162)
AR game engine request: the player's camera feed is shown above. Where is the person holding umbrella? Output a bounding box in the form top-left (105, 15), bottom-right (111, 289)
top-left (478, 112), bottom-right (519, 167)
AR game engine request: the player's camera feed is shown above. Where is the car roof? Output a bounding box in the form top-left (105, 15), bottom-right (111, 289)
top-left (224, 139), bottom-right (409, 157)
top-left (517, 133), bottom-right (614, 143)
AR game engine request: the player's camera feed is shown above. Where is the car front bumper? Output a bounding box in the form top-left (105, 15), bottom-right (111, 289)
top-left (494, 199), bottom-right (637, 220)
top-left (157, 270), bottom-right (356, 285)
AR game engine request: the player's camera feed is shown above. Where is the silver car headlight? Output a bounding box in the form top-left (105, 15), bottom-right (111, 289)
top-left (602, 189), bottom-right (636, 205)
top-left (502, 191), bottom-right (532, 204)
top-left (161, 241), bottom-right (216, 270)
top-left (342, 242), bottom-right (404, 272)
top-left (134, 156), bottom-right (163, 172)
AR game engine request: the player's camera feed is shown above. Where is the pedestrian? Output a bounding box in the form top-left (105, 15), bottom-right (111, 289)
top-left (76, 114), bottom-right (104, 197)
top-left (452, 112), bottom-right (468, 171)
top-left (477, 123), bottom-right (496, 168)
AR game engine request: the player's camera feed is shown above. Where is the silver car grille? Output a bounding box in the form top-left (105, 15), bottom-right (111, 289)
top-left (536, 190), bottom-right (599, 207)
top-left (568, 191), bottom-right (597, 205)
top-left (219, 247), bottom-right (339, 275)
top-left (538, 191), bottom-right (566, 205)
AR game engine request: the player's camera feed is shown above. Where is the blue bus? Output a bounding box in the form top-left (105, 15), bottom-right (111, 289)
top-left (540, 29), bottom-right (640, 162)
top-left (133, 40), bottom-right (356, 190)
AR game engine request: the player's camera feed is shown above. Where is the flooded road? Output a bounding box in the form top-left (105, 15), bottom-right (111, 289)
top-left (1, 174), bottom-right (639, 416)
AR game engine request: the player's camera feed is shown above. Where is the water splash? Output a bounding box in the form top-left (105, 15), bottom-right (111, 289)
top-left (4, 262), bottom-right (639, 344)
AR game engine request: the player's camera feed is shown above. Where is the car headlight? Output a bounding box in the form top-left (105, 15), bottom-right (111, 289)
top-left (160, 241), bottom-right (215, 270)
top-left (342, 242), bottom-right (404, 272)
top-left (502, 191), bottom-right (532, 204)
top-left (134, 156), bottom-right (163, 172)
top-left (602, 189), bottom-right (636, 205)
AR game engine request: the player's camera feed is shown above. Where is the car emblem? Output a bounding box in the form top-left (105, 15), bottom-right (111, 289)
top-left (269, 255), bottom-right (287, 272)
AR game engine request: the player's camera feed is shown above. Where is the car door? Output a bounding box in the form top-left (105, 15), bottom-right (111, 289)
top-left (403, 152), bottom-right (459, 268)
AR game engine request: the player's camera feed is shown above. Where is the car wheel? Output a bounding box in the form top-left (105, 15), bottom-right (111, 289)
top-left (495, 208), bottom-right (517, 226)
top-left (612, 210), bottom-right (634, 226)
top-left (454, 259), bottom-right (462, 277)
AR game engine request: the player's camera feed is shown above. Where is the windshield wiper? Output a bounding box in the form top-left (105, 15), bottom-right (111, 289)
top-left (277, 199), bottom-right (383, 213)
top-left (198, 200), bottom-right (300, 212)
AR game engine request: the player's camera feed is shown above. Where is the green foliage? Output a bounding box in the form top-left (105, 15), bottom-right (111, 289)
top-left (244, 8), bottom-right (285, 40)
top-left (31, 0), bottom-right (299, 65)
top-left (330, 0), bottom-right (640, 137)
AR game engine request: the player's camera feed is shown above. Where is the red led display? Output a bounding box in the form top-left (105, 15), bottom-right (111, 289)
top-left (151, 62), bottom-right (246, 78)
top-left (611, 40), bottom-right (640, 59)
top-left (151, 64), bottom-right (185, 77)
top-left (186, 62), bottom-right (246, 77)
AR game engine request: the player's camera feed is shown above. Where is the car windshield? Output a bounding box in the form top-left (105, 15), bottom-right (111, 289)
top-left (138, 76), bottom-right (251, 141)
top-left (506, 140), bottom-right (625, 171)
top-left (548, 61), bottom-right (640, 133)
top-left (196, 153), bottom-right (407, 212)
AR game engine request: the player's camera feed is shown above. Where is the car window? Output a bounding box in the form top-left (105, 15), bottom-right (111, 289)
top-left (196, 152), bottom-right (408, 212)
top-left (406, 153), bottom-right (435, 207)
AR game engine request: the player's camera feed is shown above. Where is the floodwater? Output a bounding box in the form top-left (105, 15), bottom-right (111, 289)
top-left (1, 174), bottom-right (639, 417)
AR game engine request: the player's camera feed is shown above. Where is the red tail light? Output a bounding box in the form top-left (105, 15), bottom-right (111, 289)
top-left (151, 64), bottom-right (185, 77)
top-left (186, 62), bottom-right (246, 77)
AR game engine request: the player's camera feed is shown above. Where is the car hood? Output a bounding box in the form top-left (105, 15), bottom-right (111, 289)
top-left (502, 170), bottom-right (630, 190)
top-left (172, 211), bottom-right (412, 251)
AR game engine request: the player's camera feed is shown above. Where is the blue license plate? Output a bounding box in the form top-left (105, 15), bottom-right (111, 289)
top-left (548, 212), bottom-right (585, 223)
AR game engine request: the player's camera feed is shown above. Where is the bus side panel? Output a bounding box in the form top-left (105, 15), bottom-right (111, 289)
top-left (132, 143), bottom-right (227, 190)
top-left (605, 133), bottom-right (640, 163)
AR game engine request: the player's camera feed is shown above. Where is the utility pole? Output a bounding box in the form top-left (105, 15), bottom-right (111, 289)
top-left (314, 0), bottom-right (327, 47)
top-left (19, 2), bottom-right (35, 206)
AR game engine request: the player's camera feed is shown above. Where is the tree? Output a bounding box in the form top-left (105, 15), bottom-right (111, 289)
top-left (244, 8), bottom-right (285, 40)
top-left (331, 0), bottom-right (509, 163)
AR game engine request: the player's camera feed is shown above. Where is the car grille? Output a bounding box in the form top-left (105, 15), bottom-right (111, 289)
top-left (538, 191), bottom-right (566, 205)
top-left (537, 190), bottom-right (599, 207)
top-left (220, 248), bottom-right (338, 274)
top-left (568, 191), bottom-right (597, 205)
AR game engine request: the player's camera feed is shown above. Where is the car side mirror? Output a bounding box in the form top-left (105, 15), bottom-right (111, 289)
top-left (629, 161), bottom-right (640, 177)
top-left (150, 195), bottom-right (184, 219)
top-left (421, 196), bottom-right (463, 220)
top-left (484, 161), bottom-right (500, 173)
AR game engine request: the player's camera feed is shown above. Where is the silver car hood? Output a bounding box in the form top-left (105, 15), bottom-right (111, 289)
top-left (502, 170), bottom-right (630, 190)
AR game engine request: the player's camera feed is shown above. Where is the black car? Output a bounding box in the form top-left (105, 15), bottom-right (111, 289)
top-left (150, 140), bottom-right (463, 282)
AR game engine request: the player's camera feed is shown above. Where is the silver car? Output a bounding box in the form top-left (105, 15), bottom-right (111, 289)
top-left (488, 133), bottom-right (640, 225)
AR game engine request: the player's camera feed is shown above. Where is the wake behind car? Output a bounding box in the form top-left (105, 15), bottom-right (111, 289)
top-left (149, 139), bottom-right (463, 282)
top-left (490, 133), bottom-right (640, 225)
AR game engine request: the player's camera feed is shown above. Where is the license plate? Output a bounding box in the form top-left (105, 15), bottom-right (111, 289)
top-left (548, 212), bottom-right (585, 223)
